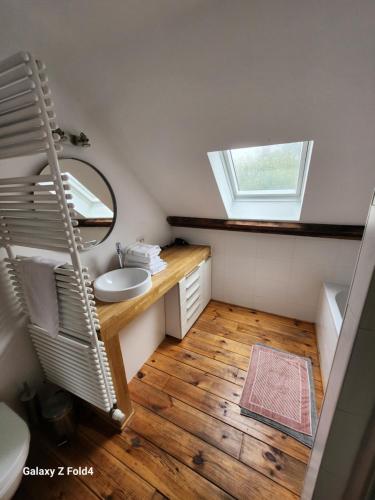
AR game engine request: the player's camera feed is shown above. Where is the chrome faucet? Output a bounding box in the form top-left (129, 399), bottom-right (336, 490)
top-left (115, 242), bottom-right (124, 268)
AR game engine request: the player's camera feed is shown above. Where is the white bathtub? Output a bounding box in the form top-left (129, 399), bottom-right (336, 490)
top-left (316, 283), bottom-right (349, 390)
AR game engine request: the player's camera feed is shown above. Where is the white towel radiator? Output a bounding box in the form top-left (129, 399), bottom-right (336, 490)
top-left (0, 52), bottom-right (120, 418)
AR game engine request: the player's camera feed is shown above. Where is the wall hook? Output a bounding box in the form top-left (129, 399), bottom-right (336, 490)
top-left (53, 128), bottom-right (91, 147)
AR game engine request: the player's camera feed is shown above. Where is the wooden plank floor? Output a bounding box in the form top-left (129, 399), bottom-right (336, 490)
top-left (17, 300), bottom-right (323, 500)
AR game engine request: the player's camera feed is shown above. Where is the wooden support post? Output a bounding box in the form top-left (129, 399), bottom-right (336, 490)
top-left (102, 333), bottom-right (134, 430)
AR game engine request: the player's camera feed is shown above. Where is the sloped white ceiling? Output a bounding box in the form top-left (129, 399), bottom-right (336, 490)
top-left (1, 0), bottom-right (375, 224)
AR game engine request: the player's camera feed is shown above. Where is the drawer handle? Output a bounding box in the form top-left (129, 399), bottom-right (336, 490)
top-left (186, 291), bottom-right (200, 310)
top-left (185, 274), bottom-right (200, 290)
top-left (186, 293), bottom-right (200, 311)
top-left (185, 265), bottom-right (199, 279)
top-left (186, 282), bottom-right (200, 300)
top-left (187, 301), bottom-right (201, 320)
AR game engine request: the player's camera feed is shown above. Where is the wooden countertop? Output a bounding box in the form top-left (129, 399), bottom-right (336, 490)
top-left (97, 245), bottom-right (211, 340)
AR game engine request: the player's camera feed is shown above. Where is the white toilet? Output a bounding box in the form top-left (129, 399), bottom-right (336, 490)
top-left (0, 403), bottom-right (30, 500)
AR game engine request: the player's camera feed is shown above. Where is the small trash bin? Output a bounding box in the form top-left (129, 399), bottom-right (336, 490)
top-left (41, 390), bottom-right (76, 445)
top-left (19, 382), bottom-right (39, 428)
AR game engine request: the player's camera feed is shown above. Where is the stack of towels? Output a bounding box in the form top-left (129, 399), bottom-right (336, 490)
top-left (124, 242), bottom-right (167, 275)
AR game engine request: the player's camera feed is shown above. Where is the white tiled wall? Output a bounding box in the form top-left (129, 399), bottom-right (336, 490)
top-left (172, 227), bottom-right (361, 322)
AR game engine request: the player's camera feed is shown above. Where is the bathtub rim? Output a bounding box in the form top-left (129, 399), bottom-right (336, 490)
top-left (322, 282), bottom-right (349, 334)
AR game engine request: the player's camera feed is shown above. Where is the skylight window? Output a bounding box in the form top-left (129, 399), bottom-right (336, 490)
top-left (223, 141), bottom-right (311, 200)
top-left (208, 141), bottom-right (313, 220)
top-left (41, 172), bottom-right (114, 219)
top-left (65, 173), bottom-right (114, 219)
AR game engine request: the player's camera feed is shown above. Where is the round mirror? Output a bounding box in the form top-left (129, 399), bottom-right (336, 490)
top-left (40, 158), bottom-right (116, 248)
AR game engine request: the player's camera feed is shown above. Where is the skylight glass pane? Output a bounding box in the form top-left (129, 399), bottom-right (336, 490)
top-left (230, 142), bottom-right (304, 192)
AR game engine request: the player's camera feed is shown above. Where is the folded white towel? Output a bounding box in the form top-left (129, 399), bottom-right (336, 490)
top-left (126, 242), bottom-right (161, 259)
top-left (124, 253), bottom-right (160, 264)
top-left (124, 258), bottom-right (167, 275)
top-left (125, 254), bottom-right (163, 265)
top-left (148, 262), bottom-right (167, 275)
top-left (19, 257), bottom-right (63, 338)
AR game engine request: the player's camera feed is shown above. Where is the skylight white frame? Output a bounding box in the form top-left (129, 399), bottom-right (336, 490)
top-left (65, 172), bottom-right (114, 219)
top-left (220, 141), bottom-right (312, 202)
top-left (41, 172), bottom-right (114, 219)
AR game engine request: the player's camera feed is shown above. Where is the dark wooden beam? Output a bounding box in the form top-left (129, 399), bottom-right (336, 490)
top-left (76, 218), bottom-right (112, 227)
top-left (167, 216), bottom-right (364, 240)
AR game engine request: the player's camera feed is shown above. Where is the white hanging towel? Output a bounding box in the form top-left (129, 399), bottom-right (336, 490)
top-left (19, 257), bottom-right (63, 338)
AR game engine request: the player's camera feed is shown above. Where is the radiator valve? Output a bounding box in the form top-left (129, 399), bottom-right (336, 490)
top-left (111, 408), bottom-right (126, 425)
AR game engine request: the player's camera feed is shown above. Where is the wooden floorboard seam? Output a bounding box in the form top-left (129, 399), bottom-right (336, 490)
top-left (132, 371), bottom-right (308, 466)
top-left (121, 423), bottom-right (234, 498)
top-left (156, 344), bottom-right (244, 386)
top-left (41, 431), bottom-right (159, 500)
top-left (131, 397), bottom-right (302, 497)
top-left (129, 400), bottom-right (298, 499)
top-left (134, 370), bottom-right (308, 462)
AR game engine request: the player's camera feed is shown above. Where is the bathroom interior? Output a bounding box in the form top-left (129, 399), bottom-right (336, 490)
top-left (0, 2), bottom-right (375, 499)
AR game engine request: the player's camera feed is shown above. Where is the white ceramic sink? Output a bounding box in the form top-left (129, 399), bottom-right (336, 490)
top-left (94, 267), bottom-right (152, 302)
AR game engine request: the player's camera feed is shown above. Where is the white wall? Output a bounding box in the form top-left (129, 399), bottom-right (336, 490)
top-left (79, 0), bottom-right (375, 226)
top-left (172, 227), bottom-right (360, 322)
top-left (1, 1), bottom-right (373, 225)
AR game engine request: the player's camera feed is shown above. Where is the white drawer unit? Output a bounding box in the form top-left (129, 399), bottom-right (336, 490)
top-left (165, 257), bottom-right (211, 339)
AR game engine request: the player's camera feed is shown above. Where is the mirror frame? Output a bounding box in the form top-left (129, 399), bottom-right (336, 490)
top-left (39, 157), bottom-right (117, 247)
